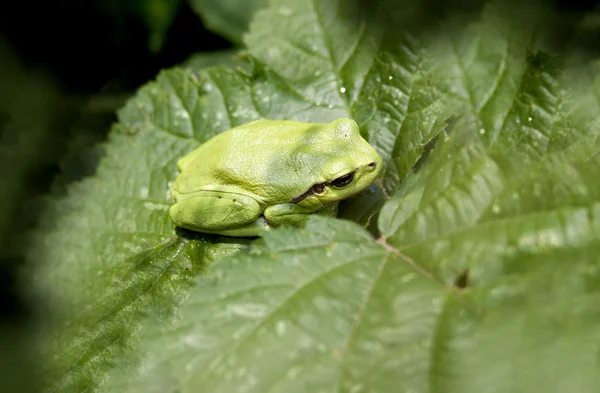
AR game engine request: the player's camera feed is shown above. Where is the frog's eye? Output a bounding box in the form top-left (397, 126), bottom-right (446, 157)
top-left (331, 173), bottom-right (354, 188)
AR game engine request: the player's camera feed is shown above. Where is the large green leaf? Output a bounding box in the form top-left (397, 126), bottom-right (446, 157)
top-left (30, 0), bottom-right (600, 392)
top-left (180, 49), bottom-right (249, 72)
top-left (110, 215), bottom-right (600, 393)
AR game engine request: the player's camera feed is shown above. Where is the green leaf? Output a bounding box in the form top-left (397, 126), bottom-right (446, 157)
top-left (108, 217), bottom-right (434, 393)
top-left (428, 239), bottom-right (600, 393)
top-left (110, 216), bottom-right (600, 393)
top-left (180, 49), bottom-right (250, 73)
top-left (31, 68), bottom-right (261, 392)
top-left (189, 0), bottom-right (269, 44)
top-left (31, 0), bottom-right (600, 392)
top-left (379, 10), bottom-right (600, 285)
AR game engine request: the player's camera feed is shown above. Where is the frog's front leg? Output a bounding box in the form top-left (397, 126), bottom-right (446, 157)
top-left (264, 202), bottom-right (339, 228)
top-left (169, 190), bottom-right (267, 236)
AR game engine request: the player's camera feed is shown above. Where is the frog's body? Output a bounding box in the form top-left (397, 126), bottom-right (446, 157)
top-left (169, 117), bottom-right (382, 237)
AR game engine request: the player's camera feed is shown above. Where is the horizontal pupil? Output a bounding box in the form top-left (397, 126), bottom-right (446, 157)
top-left (332, 173), bottom-right (353, 186)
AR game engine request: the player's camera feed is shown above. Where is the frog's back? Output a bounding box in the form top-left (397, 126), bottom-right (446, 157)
top-left (204, 120), bottom-right (320, 191)
top-left (213, 119), bottom-right (316, 155)
top-left (177, 120), bottom-right (304, 170)
top-left (176, 118), bottom-right (366, 201)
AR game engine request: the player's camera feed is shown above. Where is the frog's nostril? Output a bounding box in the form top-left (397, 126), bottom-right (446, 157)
top-left (368, 162), bottom-right (376, 169)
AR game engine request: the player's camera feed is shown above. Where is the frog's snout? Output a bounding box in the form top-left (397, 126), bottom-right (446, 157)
top-left (359, 155), bottom-right (383, 182)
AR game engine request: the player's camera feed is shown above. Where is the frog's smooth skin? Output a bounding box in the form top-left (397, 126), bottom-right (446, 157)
top-left (169, 117), bottom-right (382, 237)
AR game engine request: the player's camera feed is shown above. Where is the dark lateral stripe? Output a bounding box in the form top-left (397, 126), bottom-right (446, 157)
top-left (291, 187), bottom-right (314, 204)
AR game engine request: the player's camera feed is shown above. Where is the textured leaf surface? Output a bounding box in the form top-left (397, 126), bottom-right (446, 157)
top-left (181, 49), bottom-right (249, 72)
top-left (113, 217), bottom-right (441, 393)
top-left (31, 68), bottom-right (258, 392)
top-left (115, 213), bottom-right (600, 393)
top-left (30, 0), bottom-right (600, 392)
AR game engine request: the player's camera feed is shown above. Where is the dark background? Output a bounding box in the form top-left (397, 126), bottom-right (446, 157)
top-left (0, 0), bottom-right (598, 391)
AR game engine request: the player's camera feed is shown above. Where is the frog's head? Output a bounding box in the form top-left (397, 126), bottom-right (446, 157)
top-left (294, 118), bottom-right (383, 206)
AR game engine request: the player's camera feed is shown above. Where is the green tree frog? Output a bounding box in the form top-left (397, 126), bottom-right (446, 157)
top-left (169, 117), bottom-right (382, 237)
